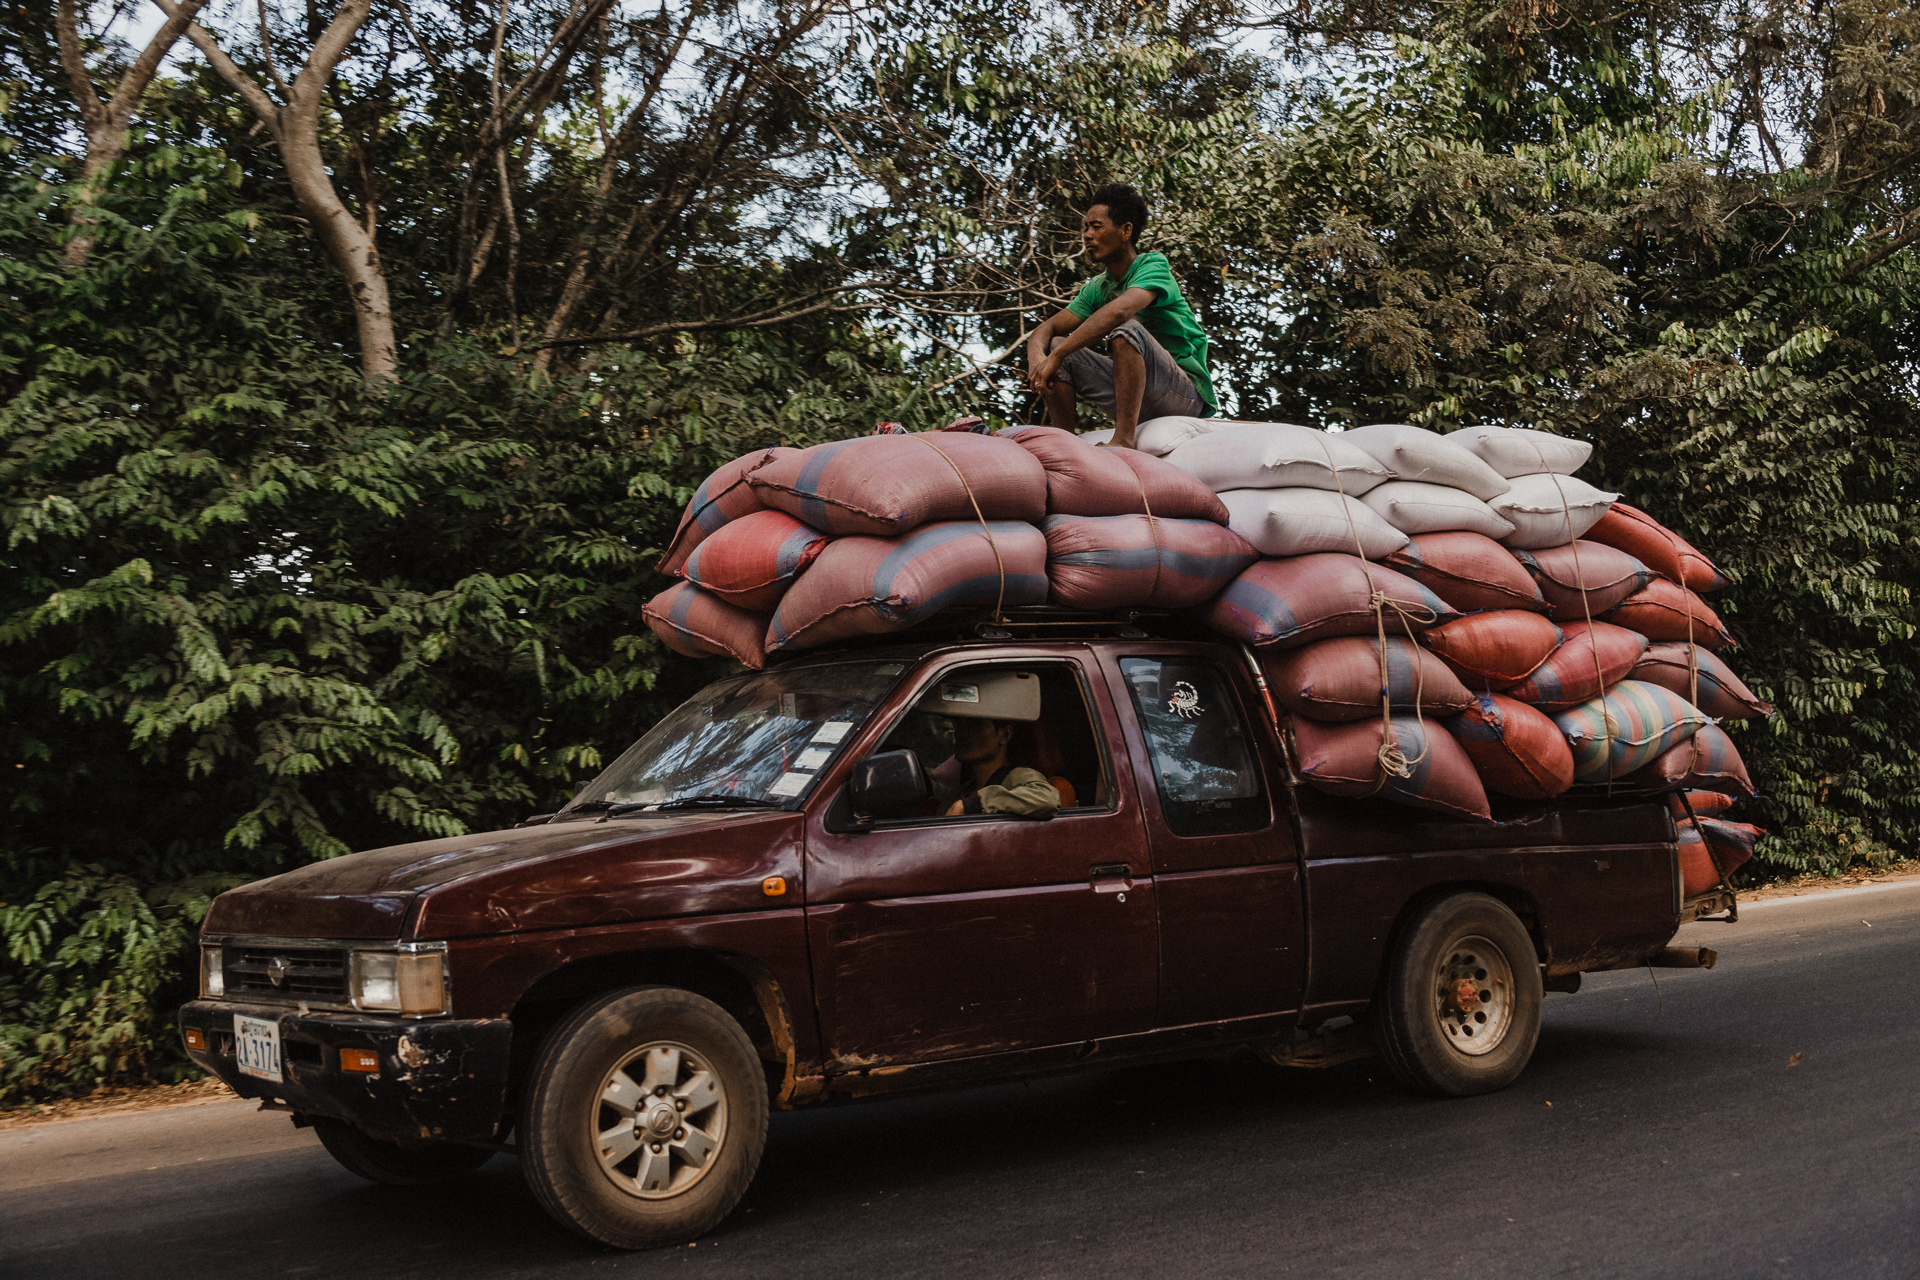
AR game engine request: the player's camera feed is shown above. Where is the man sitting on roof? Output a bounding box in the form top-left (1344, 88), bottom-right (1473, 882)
top-left (1025, 182), bottom-right (1218, 450)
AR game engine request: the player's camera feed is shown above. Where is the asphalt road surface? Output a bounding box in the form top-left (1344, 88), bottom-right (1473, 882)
top-left (6, 881), bottom-right (1917, 1280)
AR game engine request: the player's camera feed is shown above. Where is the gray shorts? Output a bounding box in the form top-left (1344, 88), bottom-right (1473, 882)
top-left (1052, 319), bottom-right (1205, 421)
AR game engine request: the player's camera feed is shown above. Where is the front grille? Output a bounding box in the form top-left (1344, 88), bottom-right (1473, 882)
top-left (223, 944), bottom-right (349, 1001)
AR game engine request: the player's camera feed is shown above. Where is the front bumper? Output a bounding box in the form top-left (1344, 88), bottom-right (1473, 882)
top-left (179, 1000), bottom-right (512, 1144)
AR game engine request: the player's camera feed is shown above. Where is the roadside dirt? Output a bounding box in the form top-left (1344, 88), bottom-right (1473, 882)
top-left (3, 859), bottom-right (1915, 1132)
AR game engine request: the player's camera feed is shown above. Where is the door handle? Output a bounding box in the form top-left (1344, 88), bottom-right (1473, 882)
top-left (1089, 863), bottom-right (1133, 897)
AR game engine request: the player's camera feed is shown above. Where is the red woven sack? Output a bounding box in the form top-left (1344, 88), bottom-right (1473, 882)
top-left (1042, 514), bottom-right (1255, 609)
top-left (657, 446), bottom-right (796, 575)
top-left (1292, 716), bottom-right (1492, 821)
top-left (1110, 447), bottom-right (1231, 522)
top-left (1421, 611), bottom-right (1563, 688)
top-left (1585, 502), bottom-right (1733, 592)
top-left (1448, 693), bottom-right (1575, 799)
top-left (1502, 621), bottom-right (1649, 712)
top-left (1622, 724), bottom-right (1756, 797)
top-left (1203, 554), bottom-right (1457, 649)
top-left (642, 582), bottom-right (771, 670)
top-left (681, 510), bottom-right (829, 611)
top-left (1001, 426), bottom-right (1147, 515)
top-left (1262, 636), bottom-right (1475, 723)
top-left (1666, 790), bottom-right (1738, 818)
top-left (1631, 643), bottom-right (1772, 719)
top-left (1382, 531), bottom-right (1546, 613)
top-left (749, 432), bottom-right (1047, 536)
top-left (1512, 541), bottom-right (1651, 621)
top-left (1677, 818), bottom-right (1763, 897)
top-left (767, 520), bottom-right (1048, 652)
top-left (1602, 579), bottom-right (1734, 647)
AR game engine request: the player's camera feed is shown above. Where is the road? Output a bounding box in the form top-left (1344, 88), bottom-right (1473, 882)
top-left (5, 881), bottom-right (1916, 1280)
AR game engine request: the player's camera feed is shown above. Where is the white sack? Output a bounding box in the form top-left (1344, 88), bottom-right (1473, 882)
top-left (1340, 423), bottom-right (1512, 501)
top-left (1491, 473), bottom-right (1619, 549)
top-left (1166, 424), bottom-right (1392, 494)
top-left (1449, 425), bottom-right (1594, 478)
top-left (1078, 428), bottom-right (1114, 446)
top-left (1131, 416), bottom-right (1250, 456)
top-left (1359, 481), bottom-right (1516, 538)
top-left (1220, 487), bottom-right (1410, 559)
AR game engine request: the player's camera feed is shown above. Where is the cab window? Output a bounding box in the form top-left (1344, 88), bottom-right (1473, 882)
top-left (870, 661), bottom-right (1112, 822)
top-left (1119, 658), bottom-right (1268, 836)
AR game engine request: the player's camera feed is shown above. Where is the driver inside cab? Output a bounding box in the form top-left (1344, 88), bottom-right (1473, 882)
top-left (907, 671), bottom-right (1064, 818)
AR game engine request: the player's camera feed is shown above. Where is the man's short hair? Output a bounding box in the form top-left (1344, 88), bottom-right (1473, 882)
top-left (1088, 182), bottom-right (1148, 245)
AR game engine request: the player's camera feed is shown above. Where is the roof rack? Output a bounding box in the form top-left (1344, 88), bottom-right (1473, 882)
top-left (767, 606), bottom-right (1220, 662)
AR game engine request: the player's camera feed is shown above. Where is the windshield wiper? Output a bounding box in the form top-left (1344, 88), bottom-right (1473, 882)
top-left (553, 800), bottom-right (616, 818)
top-left (603, 794), bottom-right (786, 818)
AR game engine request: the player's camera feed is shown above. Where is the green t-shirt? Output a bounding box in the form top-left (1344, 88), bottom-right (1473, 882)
top-left (1067, 251), bottom-right (1216, 415)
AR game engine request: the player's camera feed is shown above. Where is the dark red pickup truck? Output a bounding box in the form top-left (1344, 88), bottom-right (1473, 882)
top-left (180, 616), bottom-right (1734, 1248)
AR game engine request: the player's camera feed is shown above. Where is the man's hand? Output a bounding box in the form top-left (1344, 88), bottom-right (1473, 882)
top-left (1027, 352), bottom-right (1061, 396)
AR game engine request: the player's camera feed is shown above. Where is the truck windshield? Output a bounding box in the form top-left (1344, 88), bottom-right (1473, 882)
top-left (562, 661), bottom-right (907, 814)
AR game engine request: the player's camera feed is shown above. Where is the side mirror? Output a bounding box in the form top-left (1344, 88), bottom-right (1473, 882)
top-left (848, 749), bottom-right (930, 821)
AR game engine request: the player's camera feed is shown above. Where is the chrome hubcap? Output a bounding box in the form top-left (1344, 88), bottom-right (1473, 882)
top-left (1433, 935), bottom-right (1514, 1057)
top-left (593, 1041), bottom-right (726, 1199)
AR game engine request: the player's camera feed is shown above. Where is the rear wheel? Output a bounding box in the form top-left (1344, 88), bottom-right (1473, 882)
top-left (312, 1119), bottom-right (494, 1185)
top-left (1375, 892), bottom-right (1543, 1097)
top-left (520, 985), bottom-right (768, 1250)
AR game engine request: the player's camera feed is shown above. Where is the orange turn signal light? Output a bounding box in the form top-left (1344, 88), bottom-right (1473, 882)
top-left (183, 1027), bottom-right (205, 1051)
top-left (340, 1047), bottom-right (381, 1074)
top-left (762, 876), bottom-right (787, 897)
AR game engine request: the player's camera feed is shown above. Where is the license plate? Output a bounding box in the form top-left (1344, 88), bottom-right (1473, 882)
top-left (234, 1014), bottom-right (283, 1083)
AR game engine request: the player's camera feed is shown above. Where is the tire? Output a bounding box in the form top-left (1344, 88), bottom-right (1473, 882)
top-left (312, 1119), bottom-right (494, 1185)
top-left (520, 985), bottom-right (768, 1250)
top-left (1374, 892), bottom-right (1544, 1097)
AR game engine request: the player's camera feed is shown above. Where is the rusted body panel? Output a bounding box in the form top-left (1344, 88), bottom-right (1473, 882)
top-left (189, 632), bottom-right (1692, 1136)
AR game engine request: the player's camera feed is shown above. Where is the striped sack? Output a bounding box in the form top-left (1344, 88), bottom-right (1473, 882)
top-left (1602, 579), bottom-right (1734, 648)
top-left (768, 520), bottom-right (1048, 652)
top-left (643, 582), bottom-right (771, 670)
top-left (657, 446), bottom-right (797, 575)
top-left (1513, 541), bottom-right (1652, 621)
top-left (748, 432), bottom-right (1047, 536)
top-left (1623, 724), bottom-right (1756, 797)
top-left (1449, 693), bottom-right (1575, 800)
top-left (1585, 502), bottom-right (1733, 593)
top-left (1204, 554), bottom-right (1457, 650)
top-left (1553, 680), bottom-right (1710, 783)
top-left (1382, 531), bottom-right (1547, 614)
top-left (1263, 636), bottom-right (1474, 723)
top-left (1001, 427), bottom-right (1228, 521)
top-left (1677, 818), bottom-right (1764, 897)
top-left (681, 509), bottom-right (830, 612)
top-left (1421, 611), bottom-right (1564, 689)
top-left (1042, 514), bottom-right (1255, 609)
top-left (1292, 715), bottom-right (1492, 821)
top-left (1504, 621), bottom-right (1649, 712)
top-left (1631, 643), bottom-right (1772, 719)
top-left (1219, 488), bottom-right (1409, 559)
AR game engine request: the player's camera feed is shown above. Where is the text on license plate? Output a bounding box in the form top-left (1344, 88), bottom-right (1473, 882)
top-left (234, 1014), bottom-right (283, 1083)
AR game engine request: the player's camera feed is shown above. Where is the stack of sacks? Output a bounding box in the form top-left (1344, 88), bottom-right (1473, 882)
top-left (1187, 421), bottom-right (1761, 823)
top-left (643, 423), bottom-right (1255, 666)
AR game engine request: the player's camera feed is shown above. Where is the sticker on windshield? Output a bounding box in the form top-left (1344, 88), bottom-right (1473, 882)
top-left (794, 747), bottom-right (832, 771)
top-left (767, 772), bottom-right (811, 798)
top-left (940, 683), bottom-right (980, 703)
top-left (811, 721), bottom-right (852, 744)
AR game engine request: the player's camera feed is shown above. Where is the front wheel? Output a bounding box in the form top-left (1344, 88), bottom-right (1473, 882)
top-left (1374, 892), bottom-right (1543, 1097)
top-left (520, 985), bottom-right (769, 1250)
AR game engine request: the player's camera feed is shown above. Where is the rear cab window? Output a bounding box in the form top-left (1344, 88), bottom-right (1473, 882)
top-left (1118, 657), bottom-right (1268, 836)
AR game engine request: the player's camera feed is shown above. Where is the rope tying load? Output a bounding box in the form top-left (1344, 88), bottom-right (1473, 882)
top-left (908, 433), bottom-right (1007, 623)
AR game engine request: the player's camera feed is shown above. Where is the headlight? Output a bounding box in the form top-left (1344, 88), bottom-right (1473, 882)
top-left (350, 948), bottom-right (446, 1015)
top-left (200, 944), bottom-right (225, 998)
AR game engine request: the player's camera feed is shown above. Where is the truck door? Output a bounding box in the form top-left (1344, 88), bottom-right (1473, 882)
top-left (1104, 648), bottom-right (1306, 1027)
top-left (804, 654), bottom-right (1157, 1068)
